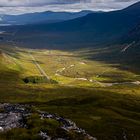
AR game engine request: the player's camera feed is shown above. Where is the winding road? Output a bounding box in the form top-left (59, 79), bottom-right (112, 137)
top-left (55, 64), bottom-right (140, 87)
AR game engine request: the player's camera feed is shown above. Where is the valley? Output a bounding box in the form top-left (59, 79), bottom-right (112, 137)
top-left (0, 1), bottom-right (140, 140)
top-left (0, 45), bottom-right (140, 139)
top-left (1, 45), bottom-right (140, 87)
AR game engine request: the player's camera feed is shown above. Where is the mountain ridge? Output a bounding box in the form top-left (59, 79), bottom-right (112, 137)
top-left (0, 10), bottom-right (93, 25)
top-left (1, 1), bottom-right (140, 50)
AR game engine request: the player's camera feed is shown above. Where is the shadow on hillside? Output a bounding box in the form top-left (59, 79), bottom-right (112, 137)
top-left (78, 43), bottom-right (140, 74)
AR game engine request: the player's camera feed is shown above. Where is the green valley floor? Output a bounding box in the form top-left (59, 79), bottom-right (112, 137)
top-left (0, 45), bottom-right (140, 140)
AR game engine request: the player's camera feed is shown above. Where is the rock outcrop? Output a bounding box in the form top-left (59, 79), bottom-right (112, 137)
top-left (0, 103), bottom-right (97, 140)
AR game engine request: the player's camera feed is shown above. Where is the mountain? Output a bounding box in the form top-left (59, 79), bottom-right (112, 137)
top-left (0, 10), bottom-right (93, 25)
top-left (121, 22), bottom-right (140, 56)
top-left (89, 22), bottom-right (140, 73)
top-left (1, 1), bottom-right (140, 50)
top-left (117, 23), bottom-right (140, 72)
top-left (124, 23), bottom-right (140, 43)
top-left (3, 1), bottom-right (139, 49)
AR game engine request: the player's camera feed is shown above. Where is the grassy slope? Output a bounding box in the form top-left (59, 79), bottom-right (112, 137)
top-left (0, 45), bottom-right (140, 140)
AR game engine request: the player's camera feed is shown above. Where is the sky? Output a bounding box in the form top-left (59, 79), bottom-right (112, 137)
top-left (0, 0), bottom-right (139, 15)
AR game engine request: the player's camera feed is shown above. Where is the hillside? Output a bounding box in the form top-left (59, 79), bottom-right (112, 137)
top-left (2, 1), bottom-right (140, 49)
top-left (87, 22), bottom-right (140, 73)
top-left (0, 45), bottom-right (140, 140)
top-left (124, 23), bottom-right (140, 43)
top-left (0, 10), bottom-right (93, 25)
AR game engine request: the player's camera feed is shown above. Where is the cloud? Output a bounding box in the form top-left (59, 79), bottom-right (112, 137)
top-left (0, 0), bottom-right (139, 15)
top-left (0, 0), bottom-right (87, 6)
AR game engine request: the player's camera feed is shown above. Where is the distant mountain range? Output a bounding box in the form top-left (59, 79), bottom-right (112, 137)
top-left (1, 1), bottom-right (139, 49)
top-left (0, 10), bottom-right (93, 25)
top-left (0, 2), bottom-right (140, 49)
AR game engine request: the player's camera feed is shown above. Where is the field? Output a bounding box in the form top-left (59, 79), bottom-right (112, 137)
top-left (0, 44), bottom-right (140, 140)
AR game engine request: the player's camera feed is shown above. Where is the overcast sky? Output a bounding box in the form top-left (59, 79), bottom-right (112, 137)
top-left (0, 0), bottom-right (139, 15)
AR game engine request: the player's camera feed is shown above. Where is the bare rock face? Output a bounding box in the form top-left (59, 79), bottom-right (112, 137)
top-left (0, 103), bottom-right (97, 140)
top-left (0, 112), bottom-right (23, 132)
top-left (39, 131), bottom-right (52, 140)
top-left (0, 103), bottom-right (29, 132)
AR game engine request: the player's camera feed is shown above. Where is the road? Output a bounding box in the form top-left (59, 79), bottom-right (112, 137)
top-left (55, 64), bottom-right (140, 87)
top-left (28, 51), bottom-right (50, 80)
top-left (121, 41), bottom-right (135, 52)
top-left (55, 64), bottom-right (105, 87)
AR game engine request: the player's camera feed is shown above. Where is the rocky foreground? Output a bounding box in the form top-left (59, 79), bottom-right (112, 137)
top-left (0, 103), bottom-right (97, 140)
